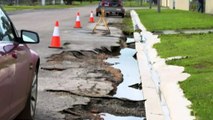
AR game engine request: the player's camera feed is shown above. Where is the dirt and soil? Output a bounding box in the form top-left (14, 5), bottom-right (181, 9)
top-left (40, 45), bottom-right (145, 120)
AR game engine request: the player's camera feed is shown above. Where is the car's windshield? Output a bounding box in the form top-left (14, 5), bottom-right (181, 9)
top-left (100, 0), bottom-right (122, 7)
top-left (0, 9), bottom-right (15, 42)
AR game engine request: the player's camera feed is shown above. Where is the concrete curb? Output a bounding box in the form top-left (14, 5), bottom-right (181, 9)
top-left (135, 41), bottom-right (165, 120)
top-left (131, 10), bottom-right (195, 120)
top-left (131, 10), bottom-right (165, 120)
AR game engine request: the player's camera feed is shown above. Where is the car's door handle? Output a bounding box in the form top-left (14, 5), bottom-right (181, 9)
top-left (12, 52), bottom-right (17, 59)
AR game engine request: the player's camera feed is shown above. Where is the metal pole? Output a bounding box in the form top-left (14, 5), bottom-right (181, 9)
top-left (61, 0), bottom-right (64, 4)
top-left (41, 0), bottom-right (45, 5)
top-left (149, 0), bottom-right (152, 9)
top-left (157, 0), bottom-right (161, 13)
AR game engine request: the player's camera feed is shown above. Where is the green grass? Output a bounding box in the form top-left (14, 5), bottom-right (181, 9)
top-left (2, 1), bottom-right (98, 12)
top-left (3, 5), bottom-right (69, 11)
top-left (136, 9), bottom-right (213, 31)
top-left (123, 1), bottom-right (149, 7)
top-left (154, 33), bottom-right (213, 120)
top-left (121, 12), bottom-right (134, 36)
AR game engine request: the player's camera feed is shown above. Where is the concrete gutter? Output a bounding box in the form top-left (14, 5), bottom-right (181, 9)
top-left (130, 10), bottom-right (195, 120)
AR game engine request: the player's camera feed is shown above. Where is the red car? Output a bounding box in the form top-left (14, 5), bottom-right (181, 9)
top-left (0, 7), bottom-right (40, 120)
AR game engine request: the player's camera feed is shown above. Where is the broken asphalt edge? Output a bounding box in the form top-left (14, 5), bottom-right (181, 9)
top-left (130, 10), bottom-right (196, 120)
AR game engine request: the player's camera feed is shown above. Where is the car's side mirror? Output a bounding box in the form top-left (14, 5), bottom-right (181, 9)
top-left (21, 30), bottom-right (40, 44)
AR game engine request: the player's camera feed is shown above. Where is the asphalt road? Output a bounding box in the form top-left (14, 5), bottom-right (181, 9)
top-left (9, 5), bottom-right (124, 120)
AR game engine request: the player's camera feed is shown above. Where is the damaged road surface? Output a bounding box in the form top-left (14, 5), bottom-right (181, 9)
top-left (38, 48), bottom-right (145, 120)
top-left (62, 97), bottom-right (145, 120)
top-left (40, 50), bottom-right (122, 97)
top-left (9, 7), bottom-right (148, 120)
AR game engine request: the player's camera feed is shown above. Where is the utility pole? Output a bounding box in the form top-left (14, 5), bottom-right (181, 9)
top-left (41, 0), bottom-right (45, 5)
top-left (157, 0), bottom-right (161, 13)
top-left (149, 0), bottom-right (152, 9)
top-left (140, 0), bottom-right (143, 6)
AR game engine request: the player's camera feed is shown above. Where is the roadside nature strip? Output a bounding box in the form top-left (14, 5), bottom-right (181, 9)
top-left (123, 1), bottom-right (149, 7)
top-left (155, 34), bottom-right (213, 120)
top-left (3, 5), bottom-right (72, 11)
top-left (136, 9), bottom-right (213, 31)
top-left (135, 9), bottom-right (213, 120)
top-left (121, 12), bottom-right (134, 35)
top-left (3, 1), bottom-right (98, 12)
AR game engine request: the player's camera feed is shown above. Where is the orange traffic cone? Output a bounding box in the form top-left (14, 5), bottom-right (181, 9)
top-left (49, 21), bottom-right (62, 49)
top-left (89, 11), bottom-right (95, 23)
top-left (74, 12), bottom-right (82, 28)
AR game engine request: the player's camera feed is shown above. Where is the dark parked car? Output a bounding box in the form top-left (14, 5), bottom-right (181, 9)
top-left (0, 7), bottom-right (40, 120)
top-left (96, 0), bottom-right (125, 18)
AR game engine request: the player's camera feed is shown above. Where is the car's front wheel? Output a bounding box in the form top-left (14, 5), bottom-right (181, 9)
top-left (16, 69), bottom-right (38, 120)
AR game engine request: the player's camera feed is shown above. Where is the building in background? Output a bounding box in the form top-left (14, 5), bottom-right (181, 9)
top-left (161, 0), bottom-right (169, 7)
top-left (205, 0), bottom-right (213, 14)
top-left (175, 0), bottom-right (189, 10)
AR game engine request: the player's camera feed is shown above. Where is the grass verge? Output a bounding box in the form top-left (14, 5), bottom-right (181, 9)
top-left (121, 11), bottom-right (134, 36)
top-left (136, 9), bottom-right (213, 31)
top-left (154, 33), bottom-right (213, 120)
top-left (123, 1), bottom-right (149, 7)
top-left (2, 1), bottom-right (98, 12)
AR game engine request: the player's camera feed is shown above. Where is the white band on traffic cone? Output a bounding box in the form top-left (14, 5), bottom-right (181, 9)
top-left (53, 27), bottom-right (60, 36)
top-left (76, 16), bottom-right (80, 21)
